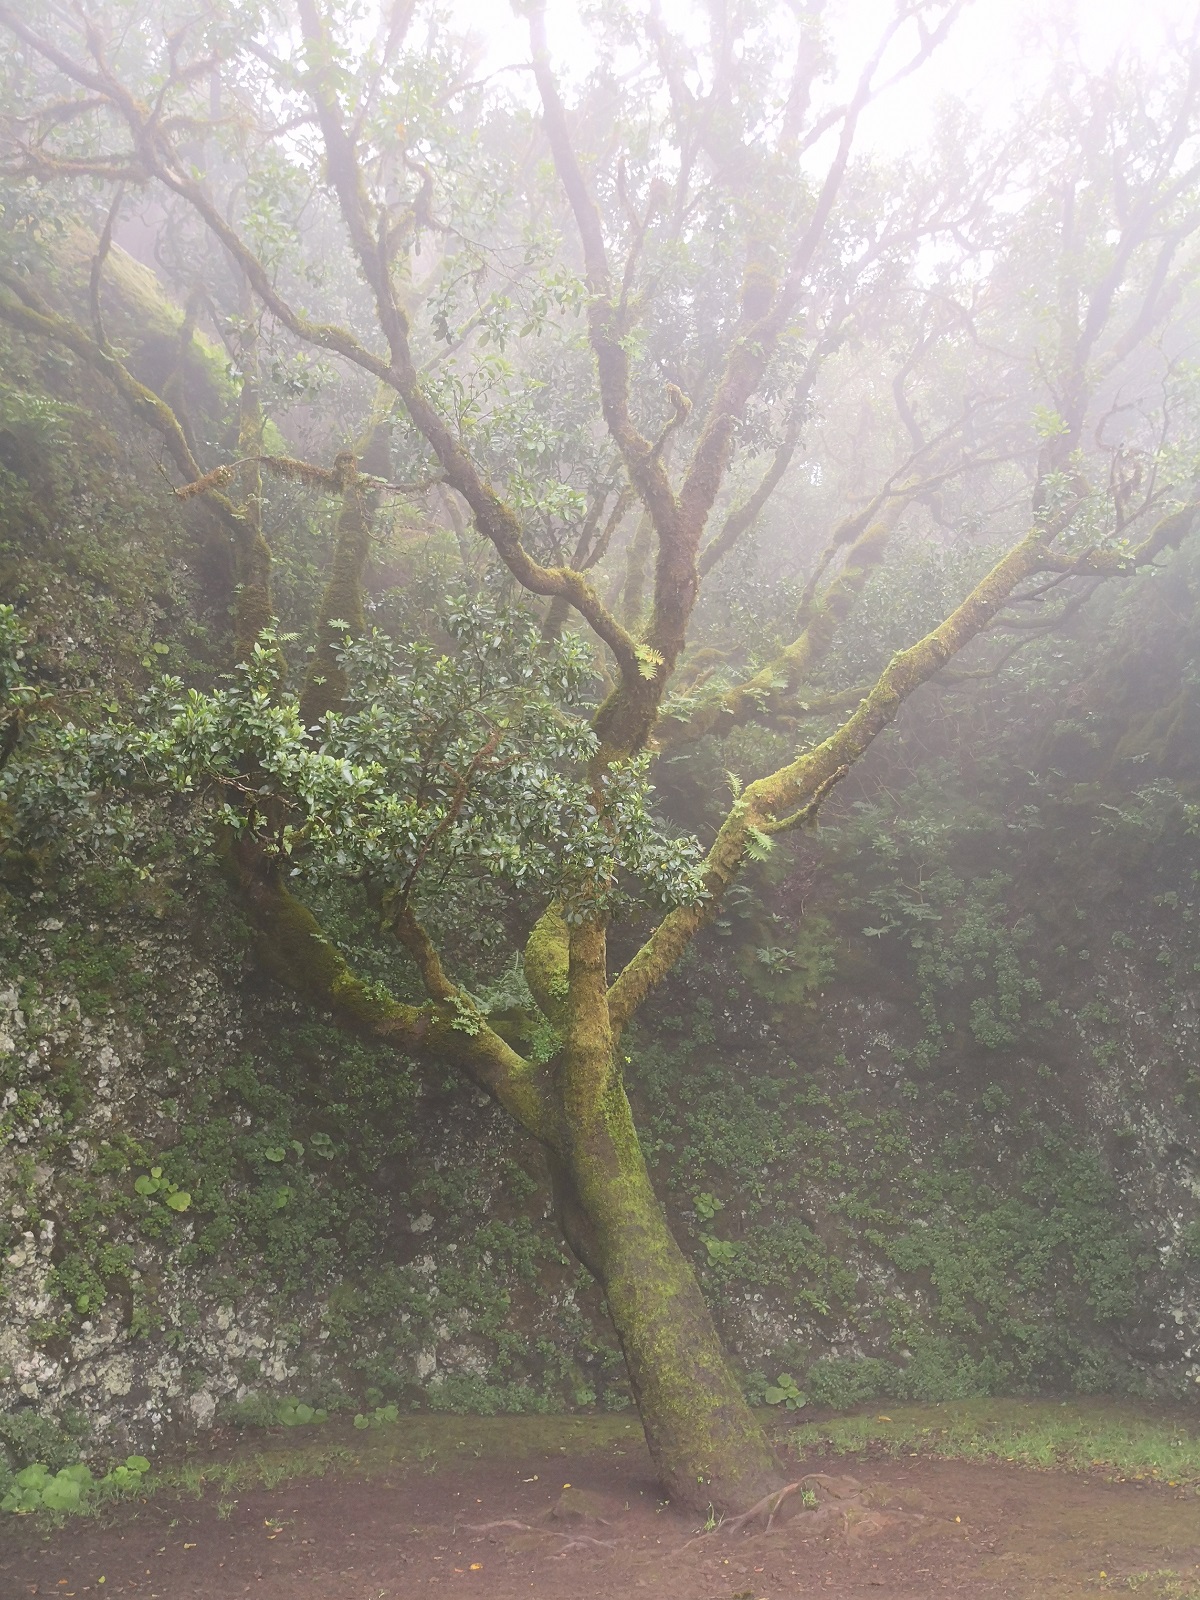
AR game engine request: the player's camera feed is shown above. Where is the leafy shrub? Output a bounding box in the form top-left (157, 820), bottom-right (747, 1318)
top-left (701, 1235), bottom-right (739, 1263)
top-left (805, 1357), bottom-right (893, 1410)
top-left (0, 1409), bottom-right (91, 1474)
top-left (423, 1377), bottom-right (555, 1415)
top-left (892, 1340), bottom-right (1010, 1402)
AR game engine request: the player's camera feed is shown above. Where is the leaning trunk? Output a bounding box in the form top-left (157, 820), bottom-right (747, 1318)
top-left (553, 1080), bottom-right (783, 1514)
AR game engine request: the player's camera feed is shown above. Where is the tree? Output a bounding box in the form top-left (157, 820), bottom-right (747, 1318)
top-left (2, 0), bottom-right (1200, 1513)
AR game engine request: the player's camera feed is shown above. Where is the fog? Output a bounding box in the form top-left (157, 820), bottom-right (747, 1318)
top-left (1, 0), bottom-right (1199, 1587)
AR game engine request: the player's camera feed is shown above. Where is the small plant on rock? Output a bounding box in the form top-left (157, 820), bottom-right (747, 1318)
top-left (133, 1166), bottom-right (191, 1212)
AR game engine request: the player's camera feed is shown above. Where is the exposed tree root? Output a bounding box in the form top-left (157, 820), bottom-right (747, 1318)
top-left (466, 1518), bottom-right (615, 1558)
top-left (549, 1535), bottom-right (617, 1557)
top-left (691, 1473), bottom-right (865, 1542)
top-left (705, 1479), bottom-right (804, 1538)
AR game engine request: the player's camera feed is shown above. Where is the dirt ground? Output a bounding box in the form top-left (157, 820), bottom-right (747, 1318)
top-left (2, 1422), bottom-right (1198, 1600)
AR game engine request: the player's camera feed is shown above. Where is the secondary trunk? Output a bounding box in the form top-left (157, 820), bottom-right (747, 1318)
top-left (552, 1079), bottom-right (784, 1515)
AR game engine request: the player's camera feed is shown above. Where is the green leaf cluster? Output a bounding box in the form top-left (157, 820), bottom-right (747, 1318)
top-left (0, 1454), bottom-right (150, 1516)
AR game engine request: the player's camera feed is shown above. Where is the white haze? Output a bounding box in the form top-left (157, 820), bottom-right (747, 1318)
top-left (449, 0), bottom-right (1200, 155)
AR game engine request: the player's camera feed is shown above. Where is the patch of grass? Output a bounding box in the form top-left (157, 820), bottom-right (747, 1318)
top-left (1103, 1573), bottom-right (1200, 1599)
top-left (143, 1414), bottom-right (639, 1506)
top-left (789, 1399), bottom-right (1200, 1489)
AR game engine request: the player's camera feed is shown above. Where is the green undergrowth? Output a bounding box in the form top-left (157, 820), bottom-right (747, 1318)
top-left (0, 1454), bottom-right (150, 1515)
top-left (788, 1398), bottom-right (1200, 1489)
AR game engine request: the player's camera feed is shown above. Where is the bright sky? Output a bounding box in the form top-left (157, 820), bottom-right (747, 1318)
top-left (449, 0), bottom-right (1200, 153)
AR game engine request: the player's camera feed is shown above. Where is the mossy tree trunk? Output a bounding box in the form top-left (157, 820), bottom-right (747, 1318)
top-left (527, 912), bottom-right (783, 1511)
top-left (549, 1083), bottom-right (783, 1511)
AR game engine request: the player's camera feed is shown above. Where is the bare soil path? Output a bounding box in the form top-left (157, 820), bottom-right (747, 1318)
top-left (1, 1417), bottom-right (1197, 1600)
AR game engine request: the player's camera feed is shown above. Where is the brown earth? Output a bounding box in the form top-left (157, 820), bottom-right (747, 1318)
top-left (1, 1421), bottom-right (1198, 1600)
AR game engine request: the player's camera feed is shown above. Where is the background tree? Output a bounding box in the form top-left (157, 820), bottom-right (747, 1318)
top-left (2, 0), bottom-right (1200, 1513)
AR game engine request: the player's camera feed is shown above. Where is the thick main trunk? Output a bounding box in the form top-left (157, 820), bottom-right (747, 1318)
top-left (553, 1082), bottom-right (783, 1514)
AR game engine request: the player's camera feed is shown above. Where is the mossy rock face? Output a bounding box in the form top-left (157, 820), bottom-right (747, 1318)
top-left (55, 227), bottom-right (231, 426)
top-left (2, 231), bottom-right (226, 449)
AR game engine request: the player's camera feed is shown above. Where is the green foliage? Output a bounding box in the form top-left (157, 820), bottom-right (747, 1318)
top-left (353, 1403), bottom-right (399, 1429)
top-left (763, 1373), bottom-right (807, 1410)
top-left (701, 1234), bottom-right (739, 1263)
top-left (735, 913), bottom-right (838, 1007)
top-left (5, 599), bottom-right (707, 924)
top-left (276, 1398), bottom-right (329, 1427)
top-left (133, 1166), bottom-right (192, 1212)
top-left (0, 1454), bottom-right (150, 1516)
top-left (622, 908), bottom-right (1185, 1403)
top-left (225, 1394), bottom-right (329, 1428)
top-left (0, 1409), bottom-right (90, 1475)
top-left (423, 1377), bottom-right (558, 1416)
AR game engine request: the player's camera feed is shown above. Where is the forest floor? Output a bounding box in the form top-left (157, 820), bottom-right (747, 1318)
top-left (1, 1403), bottom-right (1199, 1600)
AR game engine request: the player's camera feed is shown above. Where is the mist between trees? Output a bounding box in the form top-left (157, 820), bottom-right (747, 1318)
top-left (1, 0), bottom-right (1199, 1517)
